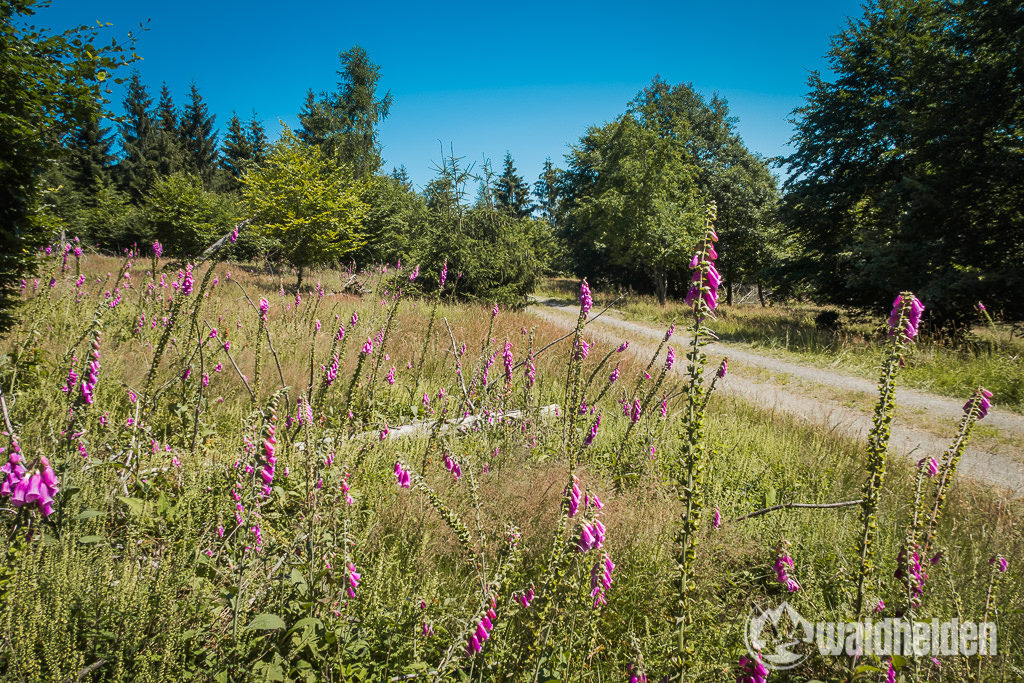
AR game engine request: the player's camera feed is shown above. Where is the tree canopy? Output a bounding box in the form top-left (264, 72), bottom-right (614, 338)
top-left (781, 0), bottom-right (1024, 326)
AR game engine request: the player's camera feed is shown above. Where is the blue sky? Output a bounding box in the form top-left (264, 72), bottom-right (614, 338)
top-left (36, 0), bottom-right (865, 191)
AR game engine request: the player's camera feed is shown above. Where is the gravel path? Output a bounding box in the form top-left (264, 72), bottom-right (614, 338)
top-left (530, 300), bottom-right (1024, 496)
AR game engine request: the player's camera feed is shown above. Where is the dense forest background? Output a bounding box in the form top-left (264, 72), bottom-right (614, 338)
top-left (3, 0), bottom-right (1022, 328)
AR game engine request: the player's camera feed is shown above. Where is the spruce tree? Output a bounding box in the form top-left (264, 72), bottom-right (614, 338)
top-left (220, 112), bottom-right (253, 181)
top-left (248, 113), bottom-right (268, 163)
top-left (66, 106), bottom-right (114, 197)
top-left (116, 71), bottom-right (158, 197)
top-left (153, 82), bottom-right (183, 177)
top-left (179, 83), bottom-right (217, 185)
top-left (533, 158), bottom-right (562, 225)
top-left (329, 46), bottom-right (392, 177)
top-left (494, 152), bottom-right (533, 218)
top-left (297, 89), bottom-right (330, 149)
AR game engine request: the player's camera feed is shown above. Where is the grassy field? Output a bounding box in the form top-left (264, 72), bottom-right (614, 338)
top-left (0, 255), bottom-right (1020, 681)
top-left (536, 278), bottom-right (1024, 415)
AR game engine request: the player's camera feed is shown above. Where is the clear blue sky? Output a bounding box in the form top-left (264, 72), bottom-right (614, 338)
top-left (36, 0), bottom-right (865, 191)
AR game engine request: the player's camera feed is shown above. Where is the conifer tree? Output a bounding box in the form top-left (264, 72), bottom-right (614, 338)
top-left (248, 113), bottom-right (268, 164)
top-left (116, 71), bottom-right (158, 197)
top-left (179, 82), bottom-right (217, 185)
top-left (220, 112), bottom-right (253, 180)
top-left (153, 82), bottom-right (183, 177)
top-left (66, 106), bottom-right (114, 196)
top-left (494, 152), bottom-right (533, 218)
top-left (534, 158), bottom-right (562, 225)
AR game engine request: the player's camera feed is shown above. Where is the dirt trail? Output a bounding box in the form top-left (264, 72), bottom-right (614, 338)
top-left (530, 300), bottom-right (1024, 496)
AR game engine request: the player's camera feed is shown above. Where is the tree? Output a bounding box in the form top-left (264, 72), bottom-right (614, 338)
top-left (116, 71), bottom-right (159, 197)
top-left (179, 83), bottom-right (218, 186)
top-left (242, 130), bottom-right (367, 288)
top-left (781, 0), bottom-right (1024, 326)
top-left (533, 158), bottom-right (562, 225)
top-left (144, 173), bottom-right (237, 257)
top-left (153, 82), bottom-right (184, 177)
top-left (64, 105), bottom-right (115, 197)
top-left (561, 78), bottom-right (779, 303)
top-left (295, 46), bottom-right (392, 176)
top-left (494, 152), bottom-right (533, 218)
top-left (1, 0), bottom-right (134, 331)
top-left (247, 113), bottom-right (268, 164)
top-left (220, 112), bottom-right (254, 183)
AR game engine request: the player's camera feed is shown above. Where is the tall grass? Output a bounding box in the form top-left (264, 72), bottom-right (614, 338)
top-left (0, 249), bottom-right (1020, 681)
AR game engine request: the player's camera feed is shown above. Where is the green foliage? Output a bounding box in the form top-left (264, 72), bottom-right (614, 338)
top-left (782, 0), bottom-right (1024, 326)
top-left (561, 78), bottom-right (779, 303)
top-left (417, 151), bottom-right (544, 306)
top-left (144, 173), bottom-right (238, 257)
top-left (242, 131), bottom-right (367, 283)
top-left (116, 71), bottom-right (160, 198)
top-left (494, 152), bottom-right (534, 219)
top-left (296, 46), bottom-right (392, 178)
top-left (179, 83), bottom-right (218, 187)
top-left (0, 0), bottom-right (134, 332)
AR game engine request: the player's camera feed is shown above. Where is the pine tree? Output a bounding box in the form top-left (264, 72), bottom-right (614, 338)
top-left (116, 70), bottom-right (158, 197)
top-left (494, 152), bottom-right (533, 218)
top-left (534, 158), bottom-right (562, 225)
top-left (297, 89), bottom-right (330, 149)
top-left (248, 113), bottom-right (268, 163)
top-left (296, 47), bottom-right (392, 177)
top-left (220, 112), bottom-right (254, 180)
top-left (179, 82), bottom-right (217, 185)
top-left (329, 46), bottom-right (392, 177)
top-left (66, 106), bottom-right (114, 196)
top-left (153, 82), bottom-right (183, 177)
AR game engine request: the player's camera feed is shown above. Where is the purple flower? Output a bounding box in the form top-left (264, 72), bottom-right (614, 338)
top-left (525, 357), bottom-right (536, 387)
top-left (665, 324), bottom-right (674, 341)
top-left (888, 293), bottom-right (926, 340)
top-left (347, 563), bottom-right (361, 598)
top-left (439, 260), bottom-right (448, 288)
top-left (736, 653), bottom-right (769, 683)
top-left (589, 553), bottom-right (614, 608)
top-left (774, 550), bottom-right (800, 592)
top-left (963, 388), bottom-right (994, 419)
top-left (394, 462), bottom-right (411, 488)
top-left (503, 342), bottom-right (514, 383)
top-left (361, 338), bottom-right (373, 354)
top-left (886, 659), bottom-right (896, 683)
top-left (567, 477), bottom-right (582, 517)
top-left (665, 346), bottom-right (675, 370)
top-left (609, 364), bottom-right (620, 383)
top-left (630, 398), bottom-right (641, 424)
top-left (718, 358), bottom-right (728, 378)
top-left (616, 341), bottom-right (629, 353)
top-left (713, 507), bottom-right (721, 529)
top-left (409, 264), bottom-right (419, 281)
top-left (991, 555), bottom-right (1008, 573)
top-left (579, 278), bottom-right (592, 317)
top-left (153, 241), bottom-right (163, 258)
top-left (583, 414), bottom-right (601, 446)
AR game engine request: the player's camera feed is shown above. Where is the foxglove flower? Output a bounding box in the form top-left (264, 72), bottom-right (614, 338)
top-left (665, 346), bottom-right (675, 370)
top-left (736, 653), bottom-right (769, 683)
top-left (567, 477), bottom-right (582, 517)
top-left (347, 563), bottom-right (361, 598)
top-left (717, 358), bottom-right (728, 378)
top-left (616, 341), bottom-right (629, 352)
top-left (609, 364), bottom-right (620, 383)
top-left (409, 265), bottom-right (419, 281)
top-left (963, 388), bottom-right (993, 419)
top-left (153, 240), bottom-right (163, 258)
top-left (888, 293), bottom-right (926, 340)
top-left (579, 278), bottom-right (592, 317)
top-left (583, 414), bottom-right (601, 446)
top-left (774, 550), bottom-right (800, 592)
top-left (439, 260), bottom-right (448, 288)
top-left (503, 342), bottom-right (514, 383)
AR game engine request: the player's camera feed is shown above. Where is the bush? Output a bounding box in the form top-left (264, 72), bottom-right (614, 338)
top-left (144, 173), bottom-right (238, 258)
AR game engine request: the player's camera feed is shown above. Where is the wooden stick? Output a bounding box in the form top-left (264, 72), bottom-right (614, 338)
top-left (728, 499), bottom-right (863, 523)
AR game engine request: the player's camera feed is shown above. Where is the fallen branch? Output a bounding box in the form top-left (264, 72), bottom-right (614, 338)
top-left (728, 499), bottom-right (863, 523)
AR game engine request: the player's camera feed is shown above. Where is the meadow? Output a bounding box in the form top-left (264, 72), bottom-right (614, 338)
top-left (536, 279), bottom-right (1024, 415)
top-left (0, 240), bottom-right (1021, 682)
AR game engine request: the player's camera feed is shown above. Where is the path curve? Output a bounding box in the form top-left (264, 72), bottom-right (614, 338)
top-left (530, 300), bottom-right (1024, 496)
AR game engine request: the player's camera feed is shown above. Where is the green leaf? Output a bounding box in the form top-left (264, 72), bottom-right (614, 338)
top-left (79, 535), bottom-right (104, 544)
top-left (117, 497), bottom-right (146, 516)
top-left (77, 510), bottom-right (104, 520)
top-left (246, 613), bottom-right (286, 631)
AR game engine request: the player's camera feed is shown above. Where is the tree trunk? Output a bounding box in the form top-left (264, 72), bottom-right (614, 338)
top-left (656, 273), bottom-right (668, 306)
top-left (296, 264), bottom-right (304, 292)
top-left (757, 280), bottom-right (767, 307)
top-left (726, 264), bottom-right (734, 306)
